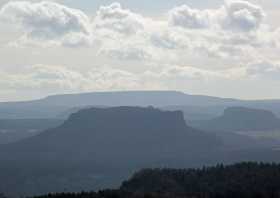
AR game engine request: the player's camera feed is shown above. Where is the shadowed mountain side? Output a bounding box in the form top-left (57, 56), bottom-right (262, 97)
top-left (0, 107), bottom-right (222, 163)
top-left (0, 119), bottom-right (63, 130)
top-left (0, 107), bottom-right (222, 196)
top-left (0, 119), bottom-right (64, 144)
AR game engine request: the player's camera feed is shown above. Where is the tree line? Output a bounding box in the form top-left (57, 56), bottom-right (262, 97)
top-left (3, 162), bottom-right (280, 198)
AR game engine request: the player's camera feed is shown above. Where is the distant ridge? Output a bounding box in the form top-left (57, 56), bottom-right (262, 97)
top-left (1, 91), bottom-right (280, 119)
top-left (0, 91), bottom-right (239, 119)
top-left (38, 91), bottom-right (240, 107)
top-left (0, 91), bottom-right (240, 107)
top-left (193, 106), bottom-right (280, 132)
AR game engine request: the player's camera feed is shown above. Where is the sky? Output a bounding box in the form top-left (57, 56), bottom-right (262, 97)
top-left (0, 0), bottom-right (280, 101)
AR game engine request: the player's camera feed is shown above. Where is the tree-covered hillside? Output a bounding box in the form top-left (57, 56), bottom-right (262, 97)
top-left (27, 162), bottom-right (280, 198)
top-left (122, 162), bottom-right (280, 198)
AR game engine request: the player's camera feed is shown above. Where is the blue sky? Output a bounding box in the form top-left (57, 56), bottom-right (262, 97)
top-left (59, 0), bottom-right (280, 14)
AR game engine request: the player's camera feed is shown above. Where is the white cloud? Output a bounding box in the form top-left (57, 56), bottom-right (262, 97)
top-left (0, 0), bottom-right (275, 58)
top-left (145, 65), bottom-right (225, 82)
top-left (0, 64), bottom-right (233, 97)
top-left (1, 61), bottom-right (280, 100)
top-left (246, 60), bottom-right (280, 80)
top-left (151, 1), bottom-right (272, 64)
top-left (273, 28), bottom-right (280, 48)
top-left (88, 67), bottom-right (141, 90)
top-left (0, 65), bottom-right (87, 91)
top-left (221, 0), bottom-right (265, 32)
top-left (99, 45), bottom-right (152, 61)
top-left (169, 5), bottom-right (210, 29)
top-left (0, 1), bottom-right (279, 74)
top-left (0, 65), bottom-right (145, 93)
top-left (168, 0), bottom-right (265, 32)
top-left (93, 2), bottom-right (145, 36)
top-left (0, 1), bottom-right (92, 46)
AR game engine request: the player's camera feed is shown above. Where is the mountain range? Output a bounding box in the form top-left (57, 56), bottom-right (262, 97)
top-left (2, 91), bottom-right (280, 119)
top-left (1, 92), bottom-right (280, 196)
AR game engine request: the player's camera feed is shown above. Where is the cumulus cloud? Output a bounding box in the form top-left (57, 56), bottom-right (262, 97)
top-left (0, 1), bottom-right (92, 46)
top-left (221, 0), bottom-right (265, 32)
top-left (169, 5), bottom-right (210, 29)
top-left (0, 1), bottom-right (149, 50)
top-left (168, 0), bottom-right (265, 32)
top-left (93, 2), bottom-right (145, 36)
top-left (0, 0), bottom-right (277, 66)
top-left (1, 1), bottom-right (280, 100)
top-left (154, 0), bottom-right (270, 63)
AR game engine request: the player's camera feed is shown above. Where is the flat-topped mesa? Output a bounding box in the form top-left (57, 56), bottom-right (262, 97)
top-left (223, 107), bottom-right (278, 120)
top-left (221, 107), bottom-right (280, 131)
top-left (195, 106), bottom-right (280, 132)
top-left (0, 106), bottom-right (221, 158)
top-left (64, 106), bottom-right (187, 132)
top-left (41, 91), bottom-right (188, 107)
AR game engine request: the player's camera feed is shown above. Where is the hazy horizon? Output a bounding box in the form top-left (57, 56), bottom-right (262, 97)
top-left (3, 90), bottom-right (280, 103)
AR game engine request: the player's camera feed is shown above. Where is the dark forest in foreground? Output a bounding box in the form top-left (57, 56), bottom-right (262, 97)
top-left (29, 162), bottom-right (280, 198)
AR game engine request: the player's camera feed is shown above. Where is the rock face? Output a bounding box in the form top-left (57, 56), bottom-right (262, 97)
top-left (0, 107), bottom-right (221, 197)
top-left (193, 107), bottom-right (280, 132)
